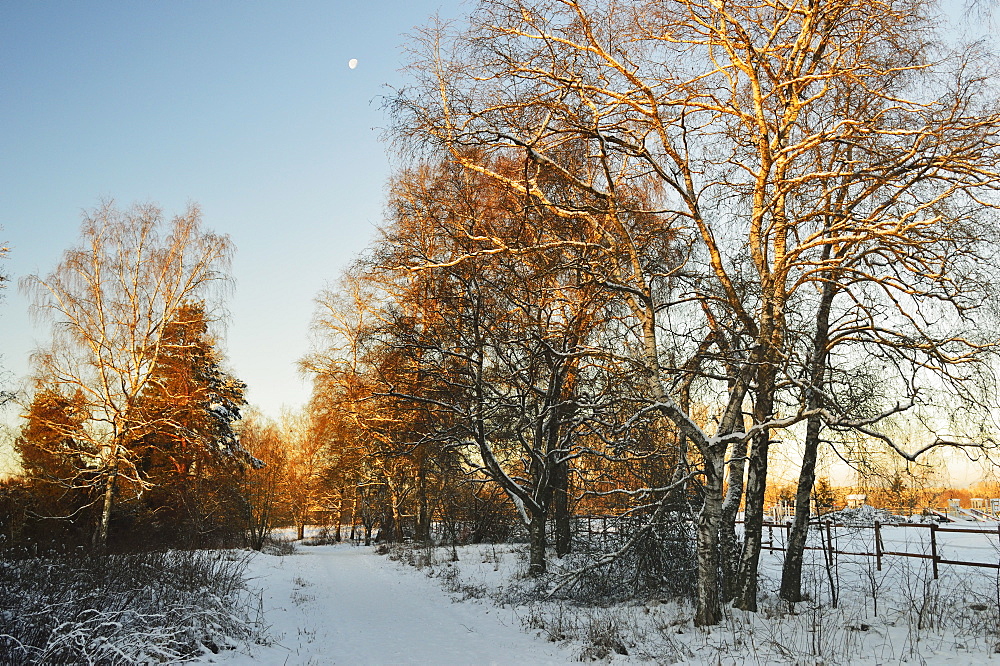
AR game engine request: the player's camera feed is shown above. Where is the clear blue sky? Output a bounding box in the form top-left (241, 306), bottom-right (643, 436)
top-left (0, 1), bottom-right (464, 436)
top-left (0, 0), bottom-right (988, 484)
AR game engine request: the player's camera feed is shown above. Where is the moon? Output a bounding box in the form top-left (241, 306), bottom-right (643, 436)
top-left (348, 58), bottom-right (358, 70)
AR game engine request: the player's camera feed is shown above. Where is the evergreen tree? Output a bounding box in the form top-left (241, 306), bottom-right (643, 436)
top-left (126, 301), bottom-right (252, 547)
top-left (13, 390), bottom-right (95, 546)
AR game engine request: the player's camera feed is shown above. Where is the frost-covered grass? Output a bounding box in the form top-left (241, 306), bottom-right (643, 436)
top-left (383, 525), bottom-right (1000, 664)
top-left (0, 548), bottom-right (267, 664)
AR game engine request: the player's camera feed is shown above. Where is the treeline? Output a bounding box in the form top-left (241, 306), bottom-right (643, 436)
top-left (1, 203), bottom-right (268, 552)
top-left (303, 0), bottom-right (1000, 628)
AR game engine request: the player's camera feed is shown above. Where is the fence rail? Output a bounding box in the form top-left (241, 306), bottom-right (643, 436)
top-left (767, 504), bottom-right (1000, 522)
top-left (316, 514), bottom-right (999, 579)
top-left (562, 515), bottom-right (1000, 578)
top-left (758, 520), bottom-right (1000, 578)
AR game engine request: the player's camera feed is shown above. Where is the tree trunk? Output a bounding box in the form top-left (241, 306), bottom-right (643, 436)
top-left (528, 510), bottom-right (547, 576)
top-left (350, 489), bottom-right (360, 541)
top-left (553, 458), bottom-right (571, 557)
top-left (695, 446), bottom-right (726, 626)
top-left (378, 511), bottom-right (396, 543)
top-left (390, 488), bottom-right (404, 542)
top-left (335, 493), bottom-right (344, 542)
top-left (719, 436), bottom-right (748, 602)
top-left (734, 373), bottom-right (776, 612)
top-left (733, 429), bottom-right (771, 610)
top-left (297, 522), bottom-right (305, 541)
top-left (416, 460), bottom-right (431, 542)
top-left (780, 278), bottom-right (835, 601)
top-left (780, 413), bottom-right (821, 601)
top-left (187, 455), bottom-right (204, 548)
top-left (96, 459), bottom-right (119, 549)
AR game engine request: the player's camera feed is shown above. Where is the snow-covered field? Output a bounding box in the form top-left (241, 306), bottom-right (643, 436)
top-left (200, 522), bottom-right (1000, 665)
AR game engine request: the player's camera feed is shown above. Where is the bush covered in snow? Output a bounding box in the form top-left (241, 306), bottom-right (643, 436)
top-left (556, 513), bottom-right (699, 603)
top-left (0, 548), bottom-right (265, 664)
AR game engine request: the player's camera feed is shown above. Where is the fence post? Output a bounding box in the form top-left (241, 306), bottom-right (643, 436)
top-left (929, 522), bottom-right (939, 579)
top-left (875, 520), bottom-right (882, 571)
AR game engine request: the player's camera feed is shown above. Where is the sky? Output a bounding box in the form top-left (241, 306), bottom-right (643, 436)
top-left (0, 0), bottom-right (991, 481)
top-left (0, 0), bottom-right (465, 446)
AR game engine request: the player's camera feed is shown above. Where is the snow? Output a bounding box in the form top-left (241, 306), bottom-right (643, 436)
top-left (824, 504), bottom-right (907, 525)
top-left (198, 542), bottom-right (577, 665)
top-left (198, 521), bottom-right (1000, 665)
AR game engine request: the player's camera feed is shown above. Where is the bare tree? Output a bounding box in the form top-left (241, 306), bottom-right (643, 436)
top-left (306, 357), bottom-right (369, 542)
top-left (21, 201), bottom-right (233, 548)
top-left (280, 408), bottom-right (328, 540)
top-left (371, 156), bottom-right (618, 573)
top-left (238, 411), bottom-right (287, 550)
top-left (391, 0), bottom-right (1000, 623)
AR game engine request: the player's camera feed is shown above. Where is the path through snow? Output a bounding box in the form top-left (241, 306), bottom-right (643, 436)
top-left (202, 544), bottom-right (576, 665)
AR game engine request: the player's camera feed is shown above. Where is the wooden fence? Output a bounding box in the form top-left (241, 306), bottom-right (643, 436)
top-left (759, 520), bottom-right (1000, 578)
top-left (560, 516), bottom-right (1000, 579)
top-left (333, 514), bottom-right (999, 579)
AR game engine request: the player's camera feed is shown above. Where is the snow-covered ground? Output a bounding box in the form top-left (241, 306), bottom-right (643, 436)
top-left (198, 541), bottom-right (577, 665)
top-left (200, 521), bottom-right (1000, 665)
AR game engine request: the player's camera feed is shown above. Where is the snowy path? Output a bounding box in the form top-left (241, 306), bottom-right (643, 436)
top-left (203, 544), bottom-right (576, 665)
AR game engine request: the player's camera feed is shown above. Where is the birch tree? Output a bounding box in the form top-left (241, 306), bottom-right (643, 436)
top-left (391, 0), bottom-right (1000, 623)
top-left (21, 201), bottom-right (234, 548)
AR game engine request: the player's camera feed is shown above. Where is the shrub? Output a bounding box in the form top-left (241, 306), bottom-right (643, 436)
top-left (0, 548), bottom-right (264, 664)
top-left (560, 512), bottom-right (698, 603)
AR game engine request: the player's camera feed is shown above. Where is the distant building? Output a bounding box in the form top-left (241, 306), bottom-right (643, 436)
top-left (971, 498), bottom-right (1000, 516)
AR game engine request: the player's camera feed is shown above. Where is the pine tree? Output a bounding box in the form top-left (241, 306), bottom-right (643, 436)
top-left (14, 389), bottom-right (95, 546)
top-left (127, 301), bottom-right (252, 547)
top-left (17, 390), bottom-right (89, 481)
